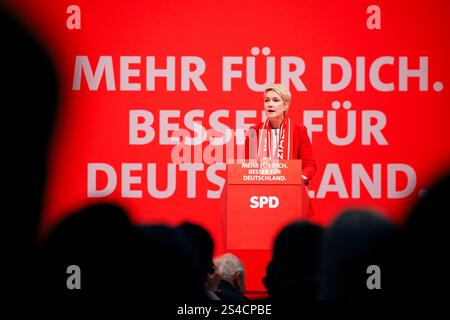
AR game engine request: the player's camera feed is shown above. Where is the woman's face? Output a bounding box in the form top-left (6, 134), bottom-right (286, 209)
top-left (264, 90), bottom-right (289, 122)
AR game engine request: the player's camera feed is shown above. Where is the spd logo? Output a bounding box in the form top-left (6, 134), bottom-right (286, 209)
top-left (249, 196), bottom-right (279, 208)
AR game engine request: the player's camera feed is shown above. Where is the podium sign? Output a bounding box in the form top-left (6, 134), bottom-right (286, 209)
top-left (225, 160), bottom-right (304, 250)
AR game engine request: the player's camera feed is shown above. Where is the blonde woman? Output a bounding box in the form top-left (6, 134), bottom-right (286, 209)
top-left (247, 83), bottom-right (317, 184)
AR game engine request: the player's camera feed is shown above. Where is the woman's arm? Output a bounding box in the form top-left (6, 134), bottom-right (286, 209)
top-left (297, 125), bottom-right (317, 182)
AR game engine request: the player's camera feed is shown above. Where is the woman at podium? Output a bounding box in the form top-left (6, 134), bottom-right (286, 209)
top-left (246, 83), bottom-right (317, 185)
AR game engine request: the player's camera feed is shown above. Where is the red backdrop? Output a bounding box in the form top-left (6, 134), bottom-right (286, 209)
top-left (6, 0), bottom-right (450, 293)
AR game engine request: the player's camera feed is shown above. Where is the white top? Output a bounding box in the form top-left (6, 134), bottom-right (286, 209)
top-left (271, 129), bottom-right (279, 158)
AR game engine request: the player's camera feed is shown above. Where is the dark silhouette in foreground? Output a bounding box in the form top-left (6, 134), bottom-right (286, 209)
top-left (264, 221), bottom-right (324, 301)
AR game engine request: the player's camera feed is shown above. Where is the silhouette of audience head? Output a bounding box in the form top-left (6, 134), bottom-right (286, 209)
top-left (264, 221), bottom-right (324, 301)
top-left (177, 222), bottom-right (214, 283)
top-left (176, 221), bottom-right (222, 299)
top-left (134, 223), bottom-right (206, 303)
top-left (399, 171), bottom-right (450, 298)
top-left (1, 5), bottom-right (59, 300)
top-left (40, 203), bottom-right (134, 303)
top-left (318, 209), bottom-right (398, 300)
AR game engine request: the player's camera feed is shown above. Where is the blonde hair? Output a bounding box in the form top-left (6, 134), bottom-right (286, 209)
top-left (264, 83), bottom-right (291, 104)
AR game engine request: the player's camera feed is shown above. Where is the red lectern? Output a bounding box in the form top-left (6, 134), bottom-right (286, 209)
top-left (223, 159), bottom-right (310, 293)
